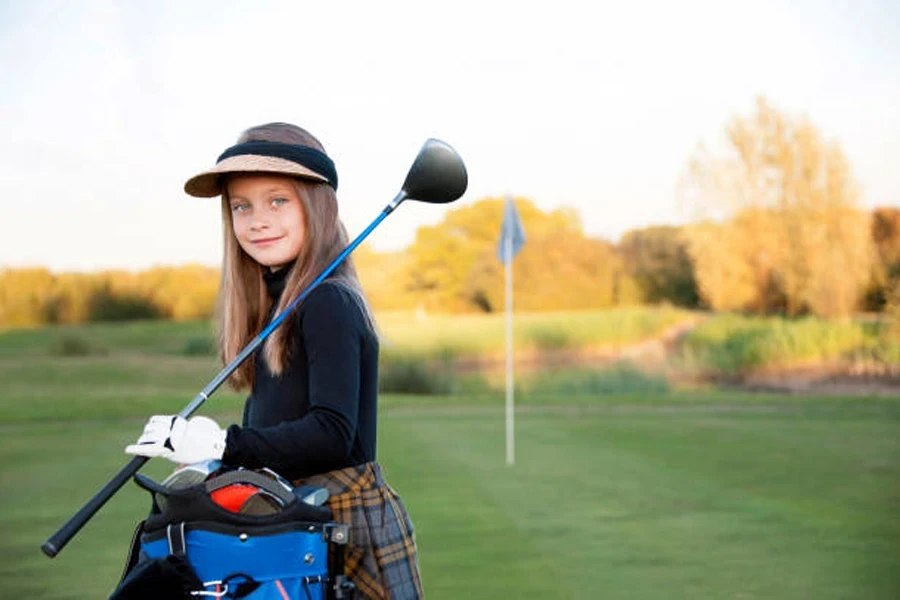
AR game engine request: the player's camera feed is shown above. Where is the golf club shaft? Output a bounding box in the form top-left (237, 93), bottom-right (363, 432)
top-left (42, 193), bottom-right (405, 558)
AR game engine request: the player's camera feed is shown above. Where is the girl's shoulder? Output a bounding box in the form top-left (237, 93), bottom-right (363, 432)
top-left (299, 280), bottom-right (368, 325)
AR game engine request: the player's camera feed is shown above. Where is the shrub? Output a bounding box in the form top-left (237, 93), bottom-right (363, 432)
top-left (86, 287), bottom-right (162, 322)
top-left (49, 334), bottom-right (97, 357)
top-left (681, 314), bottom-right (868, 374)
top-left (528, 327), bottom-right (572, 351)
top-left (525, 362), bottom-right (669, 396)
top-left (379, 353), bottom-right (456, 395)
top-left (182, 336), bottom-right (216, 357)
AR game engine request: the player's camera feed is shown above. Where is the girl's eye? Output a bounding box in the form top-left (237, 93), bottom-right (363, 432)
top-left (272, 197), bottom-right (288, 207)
top-left (231, 203), bottom-right (250, 213)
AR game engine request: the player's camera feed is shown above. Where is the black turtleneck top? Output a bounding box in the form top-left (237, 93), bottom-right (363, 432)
top-left (222, 267), bottom-right (379, 480)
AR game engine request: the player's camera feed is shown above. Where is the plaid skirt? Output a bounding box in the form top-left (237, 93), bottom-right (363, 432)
top-left (295, 462), bottom-right (424, 599)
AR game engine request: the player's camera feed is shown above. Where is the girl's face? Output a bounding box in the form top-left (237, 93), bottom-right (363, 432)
top-left (226, 174), bottom-right (307, 271)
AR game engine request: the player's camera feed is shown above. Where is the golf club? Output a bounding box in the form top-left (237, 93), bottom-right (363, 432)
top-left (41, 138), bottom-right (467, 558)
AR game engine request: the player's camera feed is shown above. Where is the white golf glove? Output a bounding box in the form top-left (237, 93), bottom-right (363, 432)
top-left (125, 415), bottom-right (227, 465)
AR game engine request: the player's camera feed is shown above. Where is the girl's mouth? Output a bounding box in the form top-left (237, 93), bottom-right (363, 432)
top-left (251, 236), bottom-right (283, 246)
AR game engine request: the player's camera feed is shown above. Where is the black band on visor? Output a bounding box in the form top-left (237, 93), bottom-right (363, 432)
top-left (217, 141), bottom-right (339, 190)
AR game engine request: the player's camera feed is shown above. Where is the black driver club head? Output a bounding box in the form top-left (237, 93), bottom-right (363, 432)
top-left (401, 139), bottom-right (468, 204)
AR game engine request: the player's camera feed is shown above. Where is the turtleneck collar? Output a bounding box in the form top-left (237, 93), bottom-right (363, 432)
top-left (263, 264), bottom-right (294, 300)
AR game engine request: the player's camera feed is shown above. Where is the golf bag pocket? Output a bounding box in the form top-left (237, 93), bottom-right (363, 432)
top-left (141, 521), bottom-right (334, 599)
top-left (127, 473), bottom-right (352, 599)
top-left (109, 552), bottom-right (203, 600)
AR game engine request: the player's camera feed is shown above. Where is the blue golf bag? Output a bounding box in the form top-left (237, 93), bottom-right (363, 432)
top-left (111, 469), bottom-right (355, 599)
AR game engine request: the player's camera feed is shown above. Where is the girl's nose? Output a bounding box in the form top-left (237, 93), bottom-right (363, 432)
top-left (250, 215), bottom-right (270, 230)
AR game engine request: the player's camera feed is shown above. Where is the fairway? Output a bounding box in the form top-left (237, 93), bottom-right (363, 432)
top-left (1, 401), bottom-right (898, 598)
top-left (0, 326), bottom-right (898, 598)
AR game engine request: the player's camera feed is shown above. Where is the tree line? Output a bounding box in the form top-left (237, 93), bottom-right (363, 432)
top-left (2, 98), bottom-right (898, 328)
top-left (2, 199), bottom-right (897, 328)
top-left (0, 266), bottom-right (219, 328)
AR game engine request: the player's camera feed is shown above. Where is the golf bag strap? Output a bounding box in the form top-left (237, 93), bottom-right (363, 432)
top-left (326, 524), bottom-right (355, 599)
top-left (117, 520), bottom-right (145, 584)
top-left (167, 522), bottom-right (187, 558)
top-left (157, 526), bottom-right (289, 599)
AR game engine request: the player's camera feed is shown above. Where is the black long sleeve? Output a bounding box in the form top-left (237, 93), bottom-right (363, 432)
top-left (223, 280), bottom-right (378, 480)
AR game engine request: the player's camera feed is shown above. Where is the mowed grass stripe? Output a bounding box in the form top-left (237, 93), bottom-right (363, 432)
top-left (0, 421), bottom-right (199, 599)
top-left (1, 401), bottom-right (897, 598)
top-left (584, 412), bottom-right (898, 598)
top-left (378, 408), bottom-right (900, 599)
top-left (380, 413), bottom-right (576, 599)
top-left (0, 353), bottom-right (245, 423)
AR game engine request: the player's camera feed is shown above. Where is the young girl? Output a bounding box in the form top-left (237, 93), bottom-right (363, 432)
top-left (125, 122), bottom-right (424, 599)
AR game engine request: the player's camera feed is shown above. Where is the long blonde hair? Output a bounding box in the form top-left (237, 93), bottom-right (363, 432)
top-left (217, 123), bottom-right (373, 389)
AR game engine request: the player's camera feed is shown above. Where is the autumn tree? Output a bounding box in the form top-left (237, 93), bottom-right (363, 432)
top-left (883, 279), bottom-right (900, 343)
top-left (0, 265), bottom-right (219, 328)
top-left (864, 207), bottom-right (900, 310)
top-left (354, 244), bottom-right (418, 311)
top-left (134, 265), bottom-right (218, 321)
top-left (619, 226), bottom-right (699, 307)
top-left (43, 272), bottom-right (101, 324)
top-left (681, 97), bottom-right (872, 318)
top-left (401, 197), bottom-right (641, 312)
top-left (0, 268), bottom-right (56, 327)
top-left (872, 207), bottom-right (900, 272)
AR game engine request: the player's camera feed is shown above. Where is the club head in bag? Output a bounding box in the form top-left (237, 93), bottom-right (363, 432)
top-left (292, 485), bottom-right (330, 507)
top-left (401, 139), bottom-right (468, 204)
top-left (161, 460), bottom-right (223, 490)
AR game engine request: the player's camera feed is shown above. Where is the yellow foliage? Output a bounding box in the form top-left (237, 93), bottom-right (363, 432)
top-left (397, 196), bottom-right (637, 313)
top-left (0, 265), bottom-right (218, 328)
top-left (0, 268), bottom-right (55, 327)
top-left (682, 97), bottom-right (872, 318)
top-left (134, 265), bottom-right (219, 321)
top-left (685, 221), bottom-right (757, 311)
top-left (354, 244), bottom-right (418, 311)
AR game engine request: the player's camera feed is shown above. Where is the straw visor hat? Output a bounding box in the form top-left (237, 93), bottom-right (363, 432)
top-left (184, 140), bottom-right (339, 198)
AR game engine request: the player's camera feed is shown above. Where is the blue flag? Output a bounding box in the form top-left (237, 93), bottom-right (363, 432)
top-left (497, 197), bottom-right (526, 264)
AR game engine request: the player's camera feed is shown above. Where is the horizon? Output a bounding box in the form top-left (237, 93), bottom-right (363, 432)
top-left (5, 198), bottom-right (900, 276)
top-left (2, 0), bottom-right (899, 272)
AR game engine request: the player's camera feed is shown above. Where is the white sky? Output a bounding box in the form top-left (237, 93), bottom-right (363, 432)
top-left (1, 0), bottom-right (899, 271)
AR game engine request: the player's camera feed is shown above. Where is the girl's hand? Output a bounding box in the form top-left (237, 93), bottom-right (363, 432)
top-left (125, 415), bottom-right (226, 464)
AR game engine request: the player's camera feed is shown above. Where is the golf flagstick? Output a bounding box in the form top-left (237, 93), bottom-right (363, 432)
top-left (42, 138), bottom-right (467, 558)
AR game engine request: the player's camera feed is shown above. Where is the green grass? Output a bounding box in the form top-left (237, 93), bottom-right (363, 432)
top-left (3, 399), bottom-right (898, 599)
top-left (376, 307), bottom-right (691, 355)
top-left (390, 404), bottom-right (899, 599)
top-left (680, 313), bottom-right (899, 374)
top-left (1, 321), bottom-right (899, 598)
top-left (0, 353), bottom-right (246, 423)
top-left (0, 307), bottom-right (692, 360)
top-left (522, 361), bottom-right (671, 396)
top-left (0, 319), bottom-right (216, 358)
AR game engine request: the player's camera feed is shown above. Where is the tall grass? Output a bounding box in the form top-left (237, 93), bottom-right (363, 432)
top-left (680, 314), bottom-right (872, 374)
top-left (0, 308), bottom-right (691, 360)
top-left (0, 319), bottom-right (215, 358)
top-left (4, 308), bottom-right (897, 387)
top-left (376, 306), bottom-right (691, 355)
top-left (522, 361), bottom-right (670, 396)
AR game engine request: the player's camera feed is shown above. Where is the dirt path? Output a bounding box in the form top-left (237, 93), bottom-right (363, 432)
top-left (451, 317), bottom-right (708, 375)
top-left (734, 369), bottom-right (900, 396)
top-left (611, 317), bottom-right (704, 366)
